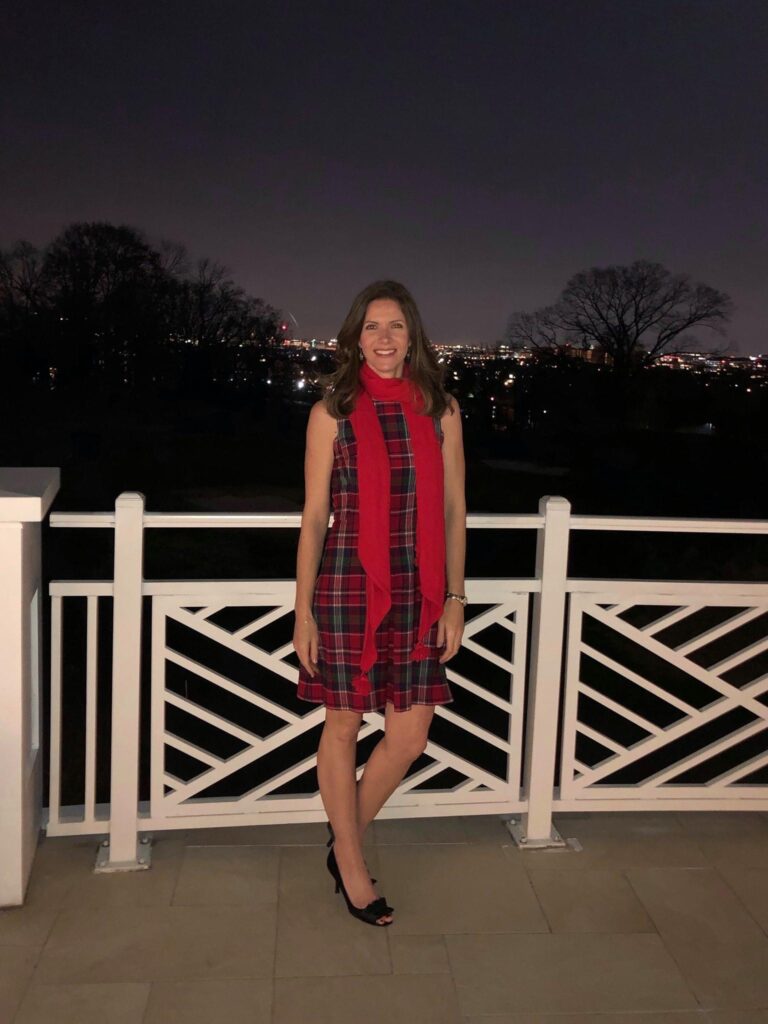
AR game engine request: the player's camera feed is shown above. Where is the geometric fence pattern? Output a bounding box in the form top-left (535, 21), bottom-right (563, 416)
top-left (560, 589), bottom-right (768, 802)
top-left (150, 585), bottom-right (530, 826)
top-left (47, 578), bottom-right (768, 838)
top-left (44, 498), bottom-right (768, 855)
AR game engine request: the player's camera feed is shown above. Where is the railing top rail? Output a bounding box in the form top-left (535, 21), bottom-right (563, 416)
top-left (48, 511), bottom-right (544, 529)
top-left (48, 576), bottom-right (768, 598)
top-left (48, 507), bottom-right (768, 534)
top-left (570, 514), bottom-right (768, 534)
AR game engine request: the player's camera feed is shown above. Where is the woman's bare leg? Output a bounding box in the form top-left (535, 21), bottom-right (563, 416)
top-left (317, 709), bottom-right (392, 923)
top-left (356, 702), bottom-right (435, 834)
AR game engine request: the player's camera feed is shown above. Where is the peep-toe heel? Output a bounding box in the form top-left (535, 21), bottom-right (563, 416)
top-left (325, 845), bottom-right (393, 926)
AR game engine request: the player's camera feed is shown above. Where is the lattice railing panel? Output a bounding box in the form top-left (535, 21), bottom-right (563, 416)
top-left (151, 585), bottom-right (529, 823)
top-left (560, 590), bottom-right (768, 801)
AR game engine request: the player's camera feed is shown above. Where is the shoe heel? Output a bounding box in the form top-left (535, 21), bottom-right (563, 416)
top-left (325, 845), bottom-right (393, 927)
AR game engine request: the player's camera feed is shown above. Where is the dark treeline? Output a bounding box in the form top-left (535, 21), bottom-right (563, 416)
top-left (0, 222), bottom-right (282, 397)
top-left (3, 225), bottom-right (767, 520)
top-left (3, 229), bottom-right (761, 443)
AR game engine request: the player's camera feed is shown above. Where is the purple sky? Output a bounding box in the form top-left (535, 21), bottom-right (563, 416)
top-left (3, 1), bottom-right (767, 352)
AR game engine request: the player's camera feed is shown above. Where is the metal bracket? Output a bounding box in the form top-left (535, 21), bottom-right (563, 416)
top-left (505, 817), bottom-right (568, 850)
top-left (94, 834), bottom-right (153, 873)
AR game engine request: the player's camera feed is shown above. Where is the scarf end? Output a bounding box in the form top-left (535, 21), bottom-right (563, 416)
top-left (352, 670), bottom-right (372, 695)
top-left (409, 641), bottom-right (431, 662)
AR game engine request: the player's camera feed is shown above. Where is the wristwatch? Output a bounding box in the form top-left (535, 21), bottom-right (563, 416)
top-left (445, 591), bottom-right (468, 606)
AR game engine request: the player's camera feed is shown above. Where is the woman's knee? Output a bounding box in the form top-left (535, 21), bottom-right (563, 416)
top-left (384, 731), bottom-right (429, 764)
top-left (322, 710), bottom-right (362, 745)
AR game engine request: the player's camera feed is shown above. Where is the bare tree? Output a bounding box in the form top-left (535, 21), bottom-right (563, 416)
top-left (1, 221), bottom-right (282, 392)
top-left (157, 238), bottom-right (189, 278)
top-left (40, 222), bottom-right (166, 387)
top-left (0, 242), bottom-right (50, 389)
top-left (507, 261), bottom-right (733, 374)
top-left (171, 258), bottom-right (281, 388)
top-left (0, 242), bottom-right (47, 308)
top-left (505, 307), bottom-right (560, 351)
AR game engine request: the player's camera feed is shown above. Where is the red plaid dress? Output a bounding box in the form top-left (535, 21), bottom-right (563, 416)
top-left (297, 399), bottom-right (454, 713)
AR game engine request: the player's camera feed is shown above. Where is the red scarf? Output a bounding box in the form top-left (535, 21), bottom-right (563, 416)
top-left (348, 361), bottom-right (446, 695)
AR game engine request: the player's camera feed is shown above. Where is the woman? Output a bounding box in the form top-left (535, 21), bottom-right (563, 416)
top-left (292, 280), bottom-right (467, 926)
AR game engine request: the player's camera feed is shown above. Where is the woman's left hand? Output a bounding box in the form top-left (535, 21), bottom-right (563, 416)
top-left (437, 599), bottom-right (464, 663)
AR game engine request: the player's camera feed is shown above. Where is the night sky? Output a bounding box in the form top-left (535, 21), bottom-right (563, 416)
top-left (3, 1), bottom-right (767, 352)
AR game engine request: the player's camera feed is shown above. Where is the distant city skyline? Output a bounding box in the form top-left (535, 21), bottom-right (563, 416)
top-left (2, 2), bottom-right (767, 353)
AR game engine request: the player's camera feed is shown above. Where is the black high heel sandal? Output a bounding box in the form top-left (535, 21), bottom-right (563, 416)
top-left (326, 845), bottom-right (393, 926)
top-left (326, 822), bottom-right (377, 884)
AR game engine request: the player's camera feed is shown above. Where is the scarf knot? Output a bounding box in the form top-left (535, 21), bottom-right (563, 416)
top-left (410, 641), bottom-right (431, 662)
top-left (349, 362), bottom-right (446, 694)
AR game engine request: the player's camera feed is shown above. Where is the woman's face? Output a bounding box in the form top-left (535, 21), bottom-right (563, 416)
top-left (359, 298), bottom-right (410, 378)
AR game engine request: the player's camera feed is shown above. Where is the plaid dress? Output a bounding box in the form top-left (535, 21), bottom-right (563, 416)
top-left (297, 399), bottom-right (454, 713)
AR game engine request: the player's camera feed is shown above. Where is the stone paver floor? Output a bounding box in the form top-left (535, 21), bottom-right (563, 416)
top-left (2, 811), bottom-right (768, 1022)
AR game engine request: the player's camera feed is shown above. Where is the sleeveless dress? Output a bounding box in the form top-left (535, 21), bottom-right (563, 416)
top-left (296, 398), bottom-right (454, 713)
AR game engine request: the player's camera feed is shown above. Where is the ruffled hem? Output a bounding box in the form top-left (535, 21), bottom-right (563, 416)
top-left (296, 676), bottom-right (453, 714)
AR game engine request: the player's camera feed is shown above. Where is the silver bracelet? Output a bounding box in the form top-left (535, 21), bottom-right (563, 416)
top-left (445, 592), bottom-right (468, 606)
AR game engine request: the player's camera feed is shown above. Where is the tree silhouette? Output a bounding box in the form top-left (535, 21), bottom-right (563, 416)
top-left (0, 221), bottom-right (282, 394)
top-left (507, 260), bottom-right (732, 375)
top-left (171, 258), bottom-right (282, 391)
top-left (40, 222), bottom-right (166, 389)
top-left (0, 241), bottom-right (50, 389)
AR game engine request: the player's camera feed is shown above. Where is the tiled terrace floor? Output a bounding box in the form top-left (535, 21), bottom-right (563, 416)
top-left (3, 811), bottom-right (768, 1023)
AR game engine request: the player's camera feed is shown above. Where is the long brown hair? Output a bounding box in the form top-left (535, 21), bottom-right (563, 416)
top-left (320, 280), bottom-right (453, 419)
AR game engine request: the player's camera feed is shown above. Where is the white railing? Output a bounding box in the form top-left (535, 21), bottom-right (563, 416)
top-left (46, 493), bottom-right (768, 869)
top-left (0, 468), bottom-right (59, 906)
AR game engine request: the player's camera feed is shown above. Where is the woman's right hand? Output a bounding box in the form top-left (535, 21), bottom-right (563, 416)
top-left (293, 612), bottom-right (320, 677)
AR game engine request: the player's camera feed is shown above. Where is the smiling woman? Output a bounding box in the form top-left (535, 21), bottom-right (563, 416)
top-left (322, 281), bottom-right (453, 420)
top-left (292, 279), bottom-right (467, 927)
top-left (359, 298), bottom-right (409, 369)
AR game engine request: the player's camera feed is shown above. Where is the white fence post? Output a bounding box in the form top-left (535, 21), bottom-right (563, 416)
top-left (0, 469), bottom-right (59, 906)
top-left (509, 495), bottom-right (571, 848)
top-left (96, 492), bottom-right (150, 871)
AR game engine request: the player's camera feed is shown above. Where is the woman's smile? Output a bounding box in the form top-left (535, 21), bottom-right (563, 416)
top-left (359, 298), bottom-right (410, 377)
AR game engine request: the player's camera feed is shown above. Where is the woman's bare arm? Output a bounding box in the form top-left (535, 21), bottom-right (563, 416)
top-left (295, 398), bottom-right (337, 614)
top-left (293, 399), bottom-right (337, 674)
top-left (442, 395), bottom-right (467, 594)
top-left (438, 395), bottom-right (467, 662)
